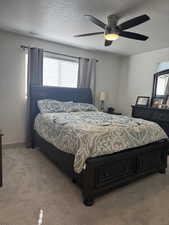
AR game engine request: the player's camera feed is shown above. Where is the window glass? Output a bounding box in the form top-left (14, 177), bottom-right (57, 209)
top-left (43, 57), bottom-right (78, 88)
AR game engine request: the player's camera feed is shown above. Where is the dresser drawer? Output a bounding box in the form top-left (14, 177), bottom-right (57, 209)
top-left (151, 110), bottom-right (169, 122)
top-left (133, 108), bottom-right (152, 120)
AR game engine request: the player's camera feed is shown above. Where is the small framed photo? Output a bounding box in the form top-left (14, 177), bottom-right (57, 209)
top-left (136, 96), bottom-right (150, 107)
top-left (152, 97), bottom-right (165, 108)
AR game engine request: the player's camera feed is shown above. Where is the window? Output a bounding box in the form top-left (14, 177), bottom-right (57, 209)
top-left (43, 56), bottom-right (78, 88)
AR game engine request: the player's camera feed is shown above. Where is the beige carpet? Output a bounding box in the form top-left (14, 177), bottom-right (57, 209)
top-left (0, 147), bottom-right (169, 225)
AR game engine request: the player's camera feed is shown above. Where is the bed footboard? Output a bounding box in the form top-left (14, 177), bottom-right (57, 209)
top-left (82, 139), bottom-right (168, 206)
top-left (34, 132), bottom-right (168, 206)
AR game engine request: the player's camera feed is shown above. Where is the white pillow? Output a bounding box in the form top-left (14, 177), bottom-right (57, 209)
top-left (37, 99), bottom-right (72, 113)
top-left (37, 99), bottom-right (98, 113)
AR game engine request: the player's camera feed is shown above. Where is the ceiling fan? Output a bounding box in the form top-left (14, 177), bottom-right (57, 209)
top-left (74, 14), bottom-right (150, 47)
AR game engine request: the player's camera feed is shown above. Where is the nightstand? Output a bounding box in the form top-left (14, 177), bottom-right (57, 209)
top-left (0, 131), bottom-right (3, 187)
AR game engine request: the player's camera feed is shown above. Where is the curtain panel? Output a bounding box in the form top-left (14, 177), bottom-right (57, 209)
top-left (78, 58), bottom-right (96, 103)
top-left (164, 78), bottom-right (169, 95)
top-left (26, 48), bottom-right (43, 148)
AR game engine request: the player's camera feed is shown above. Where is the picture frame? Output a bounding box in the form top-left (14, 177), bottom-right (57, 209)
top-left (151, 97), bottom-right (165, 108)
top-left (136, 96), bottom-right (150, 107)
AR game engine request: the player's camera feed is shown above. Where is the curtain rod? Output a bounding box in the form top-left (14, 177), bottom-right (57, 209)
top-left (20, 45), bottom-right (99, 62)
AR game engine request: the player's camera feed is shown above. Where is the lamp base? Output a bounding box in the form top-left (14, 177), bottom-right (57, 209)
top-left (100, 101), bottom-right (104, 112)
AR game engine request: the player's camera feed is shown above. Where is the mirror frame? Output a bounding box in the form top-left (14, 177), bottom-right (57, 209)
top-left (151, 69), bottom-right (169, 104)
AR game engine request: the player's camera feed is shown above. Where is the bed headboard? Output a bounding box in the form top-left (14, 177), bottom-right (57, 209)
top-left (30, 85), bottom-right (93, 145)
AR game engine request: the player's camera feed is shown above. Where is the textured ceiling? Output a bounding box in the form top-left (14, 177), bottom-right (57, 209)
top-left (0, 0), bottom-right (169, 55)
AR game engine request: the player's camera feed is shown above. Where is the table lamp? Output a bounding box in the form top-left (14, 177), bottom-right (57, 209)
top-left (99, 92), bottom-right (106, 111)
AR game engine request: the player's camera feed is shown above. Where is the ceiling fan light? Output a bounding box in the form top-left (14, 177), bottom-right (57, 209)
top-left (104, 33), bottom-right (119, 41)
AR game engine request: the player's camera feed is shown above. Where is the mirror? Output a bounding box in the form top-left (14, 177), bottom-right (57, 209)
top-left (152, 69), bottom-right (169, 98)
top-left (156, 73), bottom-right (169, 96)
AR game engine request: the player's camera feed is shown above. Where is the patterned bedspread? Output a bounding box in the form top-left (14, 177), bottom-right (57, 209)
top-left (34, 111), bottom-right (168, 173)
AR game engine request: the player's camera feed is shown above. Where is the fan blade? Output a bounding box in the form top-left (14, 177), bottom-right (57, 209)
top-left (74, 32), bottom-right (104, 37)
top-left (105, 40), bottom-right (112, 47)
top-left (119, 31), bottom-right (149, 41)
top-left (118, 14), bottom-right (150, 30)
top-left (85, 15), bottom-right (106, 29)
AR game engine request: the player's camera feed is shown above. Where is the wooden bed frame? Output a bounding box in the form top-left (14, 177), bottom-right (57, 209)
top-left (30, 85), bottom-right (169, 206)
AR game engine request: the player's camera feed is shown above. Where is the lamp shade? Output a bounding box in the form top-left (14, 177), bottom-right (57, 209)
top-left (99, 92), bottom-right (106, 101)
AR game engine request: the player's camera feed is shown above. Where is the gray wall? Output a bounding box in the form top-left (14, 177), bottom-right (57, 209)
top-left (117, 47), bottom-right (169, 115)
top-left (0, 31), bottom-right (122, 145)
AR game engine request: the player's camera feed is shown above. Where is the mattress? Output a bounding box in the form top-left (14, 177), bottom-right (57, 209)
top-left (34, 111), bottom-right (168, 173)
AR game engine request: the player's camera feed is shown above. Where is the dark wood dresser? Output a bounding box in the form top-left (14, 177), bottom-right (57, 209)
top-left (0, 132), bottom-right (3, 187)
top-left (132, 105), bottom-right (169, 137)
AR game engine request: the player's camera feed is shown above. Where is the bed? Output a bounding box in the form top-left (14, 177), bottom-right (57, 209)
top-left (30, 85), bottom-right (169, 206)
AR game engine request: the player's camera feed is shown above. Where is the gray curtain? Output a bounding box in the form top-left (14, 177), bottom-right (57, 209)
top-left (26, 48), bottom-right (43, 148)
top-left (164, 78), bottom-right (169, 95)
top-left (78, 58), bottom-right (96, 103)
